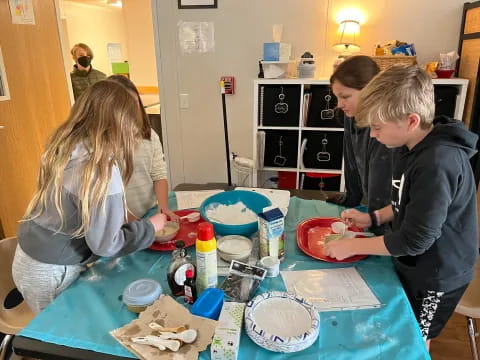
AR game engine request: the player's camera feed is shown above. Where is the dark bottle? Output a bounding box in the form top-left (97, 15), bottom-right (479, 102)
top-left (167, 241), bottom-right (195, 296)
top-left (184, 269), bottom-right (197, 304)
top-left (258, 61), bottom-right (264, 78)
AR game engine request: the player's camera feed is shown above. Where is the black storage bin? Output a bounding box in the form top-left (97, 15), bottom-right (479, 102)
top-left (301, 173), bottom-right (341, 191)
top-left (434, 85), bottom-right (458, 118)
top-left (259, 85), bottom-right (301, 127)
top-left (301, 131), bottom-right (343, 170)
top-left (305, 86), bottom-right (340, 128)
top-left (263, 130), bottom-right (298, 168)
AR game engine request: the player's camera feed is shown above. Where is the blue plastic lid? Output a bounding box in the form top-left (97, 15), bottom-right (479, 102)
top-left (123, 279), bottom-right (162, 306)
top-left (191, 288), bottom-right (224, 320)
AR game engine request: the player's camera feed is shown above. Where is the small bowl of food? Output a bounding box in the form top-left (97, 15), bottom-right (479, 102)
top-left (217, 235), bottom-right (253, 262)
top-left (155, 221), bottom-right (180, 243)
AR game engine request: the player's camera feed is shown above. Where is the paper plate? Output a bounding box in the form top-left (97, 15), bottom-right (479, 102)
top-left (296, 217), bottom-right (367, 263)
top-left (245, 291), bottom-right (319, 353)
top-left (149, 210), bottom-right (203, 251)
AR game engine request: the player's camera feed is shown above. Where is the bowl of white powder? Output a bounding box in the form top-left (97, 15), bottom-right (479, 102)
top-left (200, 190), bottom-right (272, 236)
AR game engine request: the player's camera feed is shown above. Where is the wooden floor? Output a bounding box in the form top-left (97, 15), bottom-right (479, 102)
top-left (430, 312), bottom-right (477, 360)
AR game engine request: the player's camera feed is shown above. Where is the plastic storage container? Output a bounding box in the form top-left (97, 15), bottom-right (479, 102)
top-left (122, 278), bottom-right (162, 313)
top-left (190, 287), bottom-right (224, 320)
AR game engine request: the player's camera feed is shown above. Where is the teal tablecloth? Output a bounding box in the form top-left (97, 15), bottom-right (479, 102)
top-left (19, 194), bottom-right (430, 359)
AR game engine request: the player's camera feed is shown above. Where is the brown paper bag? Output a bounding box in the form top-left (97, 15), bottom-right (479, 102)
top-left (111, 295), bottom-right (218, 360)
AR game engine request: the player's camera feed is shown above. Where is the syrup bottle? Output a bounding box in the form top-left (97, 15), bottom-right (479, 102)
top-left (167, 241), bottom-right (195, 296)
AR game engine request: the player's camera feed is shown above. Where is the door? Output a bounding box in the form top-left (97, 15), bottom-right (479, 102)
top-left (0, 0), bottom-right (71, 236)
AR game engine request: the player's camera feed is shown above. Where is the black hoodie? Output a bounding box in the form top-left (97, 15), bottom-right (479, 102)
top-left (384, 116), bottom-right (479, 293)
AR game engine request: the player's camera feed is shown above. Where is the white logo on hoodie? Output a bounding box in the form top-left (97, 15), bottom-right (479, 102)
top-left (392, 173), bottom-right (405, 212)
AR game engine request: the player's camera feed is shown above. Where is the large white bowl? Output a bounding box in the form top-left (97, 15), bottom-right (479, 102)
top-left (244, 291), bottom-right (319, 353)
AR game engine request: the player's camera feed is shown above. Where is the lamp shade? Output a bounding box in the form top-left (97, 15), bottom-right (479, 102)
top-left (333, 20), bottom-right (360, 54)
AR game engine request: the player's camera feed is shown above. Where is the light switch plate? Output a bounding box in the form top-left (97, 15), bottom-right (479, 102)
top-left (179, 93), bottom-right (189, 109)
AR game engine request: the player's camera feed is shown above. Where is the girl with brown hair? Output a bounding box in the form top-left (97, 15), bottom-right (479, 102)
top-left (328, 55), bottom-right (393, 234)
top-left (107, 75), bottom-right (178, 221)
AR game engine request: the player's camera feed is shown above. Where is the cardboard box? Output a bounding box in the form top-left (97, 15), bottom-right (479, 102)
top-left (263, 42), bottom-right (291, 61)
top-left (211, 302), bottom-right (245, 360)
top-left (258, 207), bottom-right (285, 261)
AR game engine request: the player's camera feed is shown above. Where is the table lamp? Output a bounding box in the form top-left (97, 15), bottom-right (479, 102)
top-left (332, 19), bottom-right (360, 56)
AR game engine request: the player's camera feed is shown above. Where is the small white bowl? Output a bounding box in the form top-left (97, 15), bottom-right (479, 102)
top-left (217, 235), bottom-right (253, 262)
top-left (155, 221), bottom-right (180, 243)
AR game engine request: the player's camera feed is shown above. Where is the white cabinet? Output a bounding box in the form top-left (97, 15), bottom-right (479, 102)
top-left (252, 78), bottom-right (468, 192)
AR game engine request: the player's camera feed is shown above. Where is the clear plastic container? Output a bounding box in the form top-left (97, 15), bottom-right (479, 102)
top-left (123, 278), bottom-right (162, 313)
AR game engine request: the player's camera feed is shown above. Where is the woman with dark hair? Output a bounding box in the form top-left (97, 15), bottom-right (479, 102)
top-left (328, 56), bottom-right (393, 235)
top-left (108, 75), bottom-right (179, 221)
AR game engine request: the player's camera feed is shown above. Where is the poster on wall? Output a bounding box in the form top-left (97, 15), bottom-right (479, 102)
top-left (8, 0), bottom-right (35, 25)
top-left (178, 21), bottom-right (215, 53)
top-left (0, 47), bottom-right (11, 101)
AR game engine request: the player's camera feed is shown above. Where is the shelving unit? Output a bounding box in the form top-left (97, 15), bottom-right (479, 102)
top-left (252, 78), bottom-right (468, 192)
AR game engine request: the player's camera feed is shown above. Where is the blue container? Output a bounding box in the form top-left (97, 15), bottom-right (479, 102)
top-left (191, 288), bottom-right (224, 320)
top-left (199, 190), bottom-right (272, 237)
top-left (263, 42), bottom-right (281, 61)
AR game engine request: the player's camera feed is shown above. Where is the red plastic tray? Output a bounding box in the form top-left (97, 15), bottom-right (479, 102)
top-left (149, 209), bottom-right (203, 251)
top-left (297, 217), bottom-right (368, 263)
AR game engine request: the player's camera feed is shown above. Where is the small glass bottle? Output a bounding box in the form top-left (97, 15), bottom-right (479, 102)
top-left (167, 241), bottom-right (195, 297)
top-left (184, 269), bottom-right (197, 304)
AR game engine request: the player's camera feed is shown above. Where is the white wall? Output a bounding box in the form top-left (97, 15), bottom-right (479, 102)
top-left (123, 0), bottom-right (158, 88)
top-left (154, 0), bottom-right (465, 187)
top-left (61, 1), bottom-right (128, 75)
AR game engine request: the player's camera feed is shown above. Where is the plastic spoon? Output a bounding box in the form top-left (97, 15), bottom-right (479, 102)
top-left (343, 230), bottom-right (375, 238)
top-left (331, 221), bottom-right (346, 236)
top-left (180, 212), bottom-right (201, 223)
top-left (159, 329), bottom-right (198, 344)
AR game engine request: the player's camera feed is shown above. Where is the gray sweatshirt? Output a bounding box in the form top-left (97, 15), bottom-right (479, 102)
top-left (18, 144), bottom-right (155, 265)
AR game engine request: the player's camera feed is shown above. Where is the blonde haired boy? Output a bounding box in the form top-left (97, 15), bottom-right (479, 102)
top-left (70, 43), bottom-right (106, 100)
top-left (324, 65), bottom-right (478, 347)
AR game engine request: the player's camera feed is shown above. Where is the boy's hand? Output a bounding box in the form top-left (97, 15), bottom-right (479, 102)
top-left (149, 213), bottom-right (167, 232)
top-left (324, 237), bottom-right (356, 260)
top-left (341, 209), bottom-right (371, 228)
top-left (162, 208), bottom-right (180, 222)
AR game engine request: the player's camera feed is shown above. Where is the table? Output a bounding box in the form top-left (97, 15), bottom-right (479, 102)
top-left (13, 189), bottom-right (430, 360)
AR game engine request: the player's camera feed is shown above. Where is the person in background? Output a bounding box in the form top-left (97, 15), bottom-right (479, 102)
top-left (12, 80), bottom-right (167, 313)
top-left (324, 65), bottom-right (478, 349)
top-left (328, 55), bottom-right (393, 235)
top-left (107, 75), bottom-right (179, 222)
top-left (70, 43), bottom-right (107, 100)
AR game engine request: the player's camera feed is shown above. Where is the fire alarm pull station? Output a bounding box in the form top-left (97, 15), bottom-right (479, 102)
top-left (221, 76), bottom-right (235, 95)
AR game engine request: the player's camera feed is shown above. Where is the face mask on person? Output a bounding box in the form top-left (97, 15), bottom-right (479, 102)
top-left (77, 56), bottom-right (91, 68)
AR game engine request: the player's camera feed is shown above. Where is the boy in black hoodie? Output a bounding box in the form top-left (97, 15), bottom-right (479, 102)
top-left (324, 65), bottom-right (478, 347)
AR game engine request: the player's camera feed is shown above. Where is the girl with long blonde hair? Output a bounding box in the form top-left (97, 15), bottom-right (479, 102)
top-left (12, 80), bottom-right (166, 313)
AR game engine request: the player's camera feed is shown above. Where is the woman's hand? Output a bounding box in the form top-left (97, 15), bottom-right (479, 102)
top-left (148, 213), bottom-right (167, 232)
top-left (127, 210), bottom-right (138, 223)
top-left (162, 208), bottom-right (180, 222)
top-left (323, 237), bottom-right (357, 260)
top-left (341, 209), bottom-right (371, 228)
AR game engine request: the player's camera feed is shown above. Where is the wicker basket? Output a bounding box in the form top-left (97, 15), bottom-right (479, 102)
top-left (372, 56), bottom-right (417, 70)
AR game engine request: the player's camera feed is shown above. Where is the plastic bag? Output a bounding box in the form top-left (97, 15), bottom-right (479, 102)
top-left (220, 260), bottom-right (266, 302)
